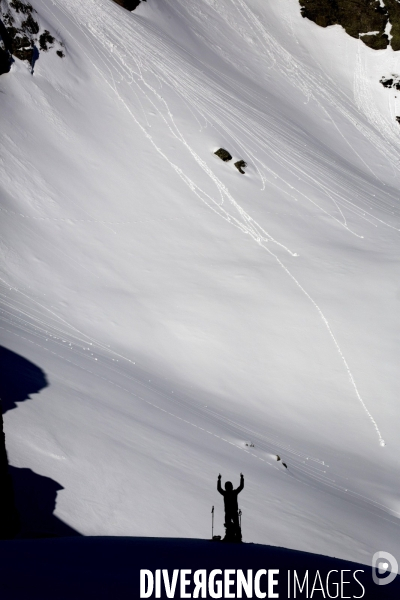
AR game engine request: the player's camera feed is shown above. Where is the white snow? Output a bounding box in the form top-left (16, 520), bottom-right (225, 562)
top-left (1, 0), bottom-right (400, 565)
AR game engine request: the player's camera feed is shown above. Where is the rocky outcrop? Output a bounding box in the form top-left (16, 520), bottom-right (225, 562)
top-left (385, 0), bottom-right (400, 51)
top-left (0, 0), bottom-right (64, 73)
top-left (380, 75), bottom-right (400, 89)
top-left (299, 0), bottom-right (400, 51)
top-left (214, 148), bottom-right (233, 162)
top-left (111, 0), bottom-right (145, 11)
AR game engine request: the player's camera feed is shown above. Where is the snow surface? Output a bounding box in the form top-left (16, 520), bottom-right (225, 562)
top-left (1, 0), bottom-right (400, 565)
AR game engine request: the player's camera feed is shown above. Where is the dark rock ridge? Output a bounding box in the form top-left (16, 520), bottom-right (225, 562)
top-left (299, 0), bottom-right (400, 51)
top-left (0, 0), bottom-right (64, 74)
top-left (111, 0), bottom-right (145, 11)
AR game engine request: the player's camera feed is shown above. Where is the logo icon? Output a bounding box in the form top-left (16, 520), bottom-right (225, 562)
top-left (372, 551), bottom-right (398, 586)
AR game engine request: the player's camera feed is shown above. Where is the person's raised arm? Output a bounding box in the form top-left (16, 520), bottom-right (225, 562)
top-left (217, 473), bottom-right (224, 495)
top-left (236, 472), bottom-right (244, 494)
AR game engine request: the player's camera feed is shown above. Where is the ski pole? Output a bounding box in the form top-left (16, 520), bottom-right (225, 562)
top-left (211, 505), bottom-right (214, 539)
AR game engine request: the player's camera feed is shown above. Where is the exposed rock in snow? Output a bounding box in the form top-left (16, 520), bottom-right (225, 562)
top-left (298, 0), bottom-right (400, 50)
top-left (214, 148), bottom-right (232, 162)
top-left (111, 0), bottom-right (144, 12)
top-left (234, 159), bottom-right (247, 174)
top-left (0, 0), bottom-right (63, 71)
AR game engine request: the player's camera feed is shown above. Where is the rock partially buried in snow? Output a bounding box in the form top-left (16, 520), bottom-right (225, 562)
top-left (214, 148), bottom-right (232, 162)
top-left (234, 159), bottom-right (247, 174)
top-left (380, 75), bottom-right (400, 89)
top-left (276, 455), bottom-right (288, 468)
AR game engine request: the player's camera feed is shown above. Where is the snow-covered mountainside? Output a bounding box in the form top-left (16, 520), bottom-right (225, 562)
top-left (1, 0), bottom-right (400, 564)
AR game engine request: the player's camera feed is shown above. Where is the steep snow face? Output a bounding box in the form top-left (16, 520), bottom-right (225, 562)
top-left (1, 0), bottom-right (400, 562)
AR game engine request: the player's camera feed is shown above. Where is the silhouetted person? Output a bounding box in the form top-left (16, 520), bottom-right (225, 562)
top-left (217, 472), bottom-right (244, 542)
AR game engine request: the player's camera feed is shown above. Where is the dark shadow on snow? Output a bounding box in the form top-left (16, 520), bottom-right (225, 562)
top-left (0, 346), bottom-right (48, 413)
top-left (10, 466), bottom-right (81, 539)
top-left (31, 45), bottom-right (39, 74)
top-left (0, 346), bottom-right (81, 539)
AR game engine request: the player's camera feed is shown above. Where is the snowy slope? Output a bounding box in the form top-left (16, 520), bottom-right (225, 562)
top-left (1, 0), bottom-right (400, 564)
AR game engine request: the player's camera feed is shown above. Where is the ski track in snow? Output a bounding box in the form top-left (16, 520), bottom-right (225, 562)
top-left (41, 0), bottom-right (392, 446)
top-left (175, 0), bottom-right (400, 228)
top-left (226, 0), bottom-right (400, 179)
top-left (354, 41), bottom-right (400, 161)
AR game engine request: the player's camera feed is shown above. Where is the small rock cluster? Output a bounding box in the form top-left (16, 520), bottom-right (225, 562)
top-left (379, 75), bottom-right (400, 124)
top-left (380, 75), bottom-right (400, 90)
top-left (276, 455), bottom-right (288, 469)
top-left (214, 148), bottom-right (248, 174)
top-left (0, 0), bottom-right (64, 75)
